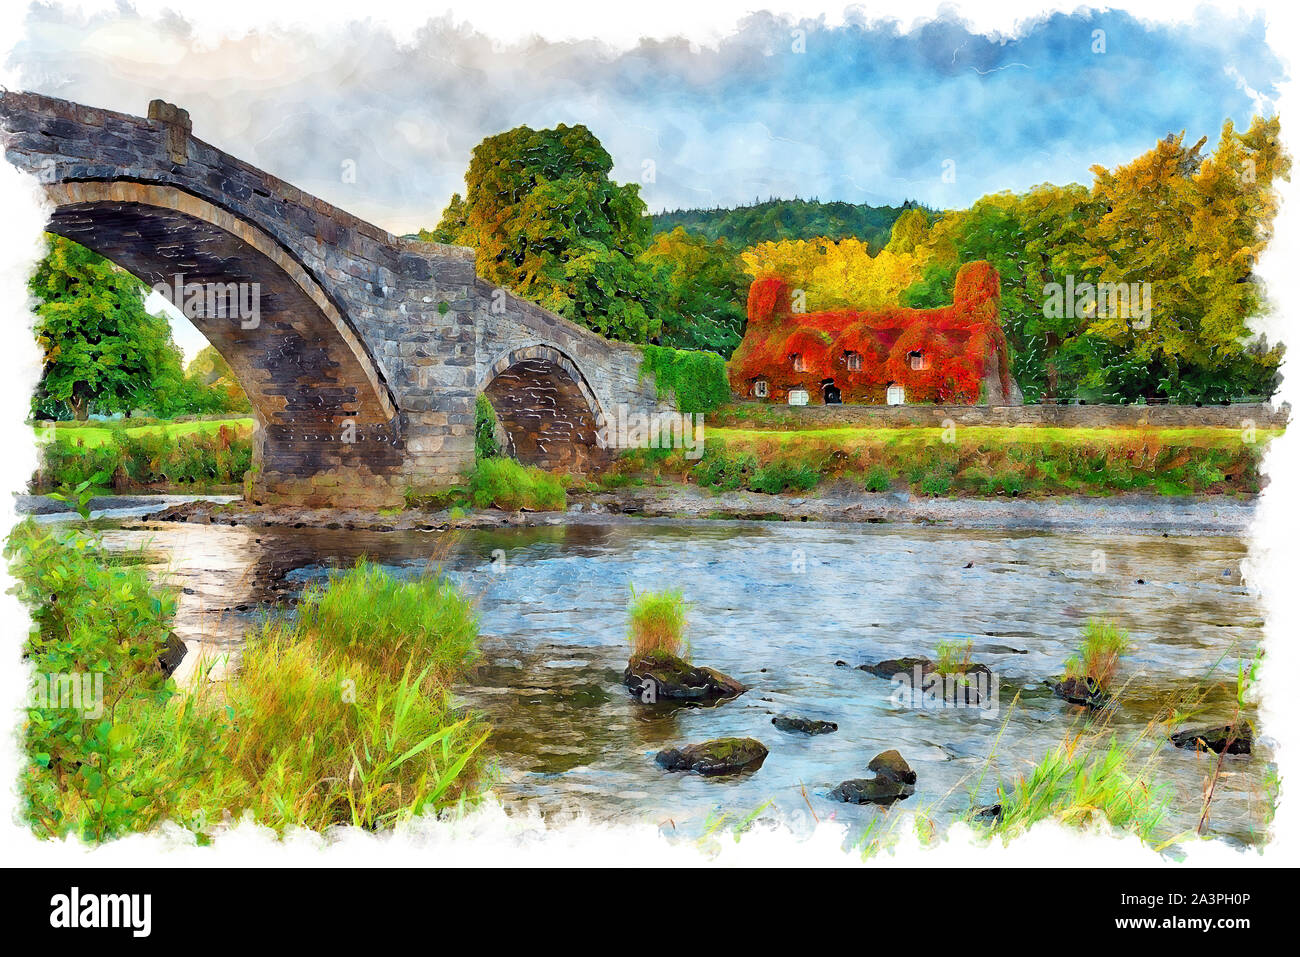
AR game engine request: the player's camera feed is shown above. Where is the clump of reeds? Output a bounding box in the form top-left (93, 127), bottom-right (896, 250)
top-left (1064, 619), bottom-right (1130, 691)
top-left (626, 586), bottom-right (688, 658)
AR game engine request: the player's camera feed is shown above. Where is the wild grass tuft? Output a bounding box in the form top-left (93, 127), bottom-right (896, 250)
top-left (627, 586), bottom-right (688, 658)
top-left (1064, 619), bottom-right (1131, 691)
top-left (934, 639), bottom-right (974, 675)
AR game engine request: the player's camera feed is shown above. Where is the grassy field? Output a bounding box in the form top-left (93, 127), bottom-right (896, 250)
top-left (36, 417), bottom-right (255, 448)
top-left (32, 417), bottom-right (255, 493)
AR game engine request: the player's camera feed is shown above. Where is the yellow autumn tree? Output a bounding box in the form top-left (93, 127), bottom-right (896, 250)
top-left (1075, 116), bottom-right (1287, 375)
top-left (740, 211), bottom-right (934, 311)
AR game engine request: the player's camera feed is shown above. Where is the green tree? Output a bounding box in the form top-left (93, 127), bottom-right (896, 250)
top-left (638, 227), bottom-right (749, 354)
top-left (446, 124), bottom-right (658, 342)
top-left (183, 345), bottom-right (252, 414)
top-left (30, 237), bottom-right (188, 420)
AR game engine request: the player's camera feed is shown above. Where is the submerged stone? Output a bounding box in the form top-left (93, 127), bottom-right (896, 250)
top-left (655, 737), bottom-right (769, 776)
top-left (829, 749), bottom-right (916, 805)
top-left (624, 650), bottom-right (746, 704)
top-left (1170, 721), bottom-right (1253, 755)
top-left (772, 713), bottom-right (838, 735)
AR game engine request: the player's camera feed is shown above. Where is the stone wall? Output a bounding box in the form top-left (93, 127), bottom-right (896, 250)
top-left (722, 400), bottom-right (1290, 429)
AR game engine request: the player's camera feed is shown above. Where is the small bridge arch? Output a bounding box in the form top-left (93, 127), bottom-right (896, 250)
top-left (479, 342), bottom-right (613, 471)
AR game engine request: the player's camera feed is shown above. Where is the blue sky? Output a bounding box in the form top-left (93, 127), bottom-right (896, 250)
top-left (6, 4), bottom-right (1287, 355)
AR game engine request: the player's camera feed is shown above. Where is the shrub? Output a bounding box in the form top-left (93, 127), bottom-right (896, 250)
top-left (475, 394), bottom-right (501, 460)
top-left (627, 586), bottom-right (687, 658)
top-left (1064, 619), bottom-right (1131, 691)
top-left (748, 459), bottom-right (819, 494)
top-left (863, 464), bottom-right (893, 492)
top-left (920, 473), bottom-right (952, 496)
top-left (6, 521), bottom-right (202, 841)
top-left (694, 448), bottom-right (757, 491)
top-left (639, 344), bottom-right (731, 413)
top-left (469, 458), bottom-right (567, 511)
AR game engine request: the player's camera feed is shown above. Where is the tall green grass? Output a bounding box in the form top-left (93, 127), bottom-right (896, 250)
top-left (627, 587), bottom-right (688, 657)
top-left (1064, 619), bottom-right (1131, 691)
top-left (8, 525), bottom-right (490, 841)
top-left (989, 731), bottom-right (1171, 845)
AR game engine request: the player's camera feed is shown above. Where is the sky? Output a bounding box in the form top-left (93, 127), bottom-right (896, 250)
top-left (3, 3), bottom-right (1289, 358)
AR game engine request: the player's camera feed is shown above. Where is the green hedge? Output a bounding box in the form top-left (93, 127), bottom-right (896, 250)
top-left (639, 344), bottom-right (731, 414)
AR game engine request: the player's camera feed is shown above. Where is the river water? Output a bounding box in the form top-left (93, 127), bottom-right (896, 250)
top-left (93, 512), bottom-right (1271, 849)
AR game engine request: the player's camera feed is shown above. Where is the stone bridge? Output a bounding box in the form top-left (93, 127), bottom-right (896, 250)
top-left (1, 91), bottom-right (675, 506)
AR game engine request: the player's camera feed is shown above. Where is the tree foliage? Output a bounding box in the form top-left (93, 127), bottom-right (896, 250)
top-left (637, 228), bottom-right (749, 354)
top-left (434, 124), bottom-right (658, 342)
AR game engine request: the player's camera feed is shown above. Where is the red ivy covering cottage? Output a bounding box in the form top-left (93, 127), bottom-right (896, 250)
top-left (729, 261), bottom-right (1019, 405)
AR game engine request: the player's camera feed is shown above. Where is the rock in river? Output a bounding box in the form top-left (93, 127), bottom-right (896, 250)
top-left (1170, 721), bottom-right (1253, 755)
top-left (773, 713), bottom-right (838, 735)
top-left (1048, 675), bottom-right (1109, 709)
top-left (829, 749), bottom-right (916, 805)
top-left (624, 650), bottom-right (746, 704)
top-left (655, 737), bottom-right (769, 776)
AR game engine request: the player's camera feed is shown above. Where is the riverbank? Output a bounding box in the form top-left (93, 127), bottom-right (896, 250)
top-left (132, 482), bottom-right (1258, 535)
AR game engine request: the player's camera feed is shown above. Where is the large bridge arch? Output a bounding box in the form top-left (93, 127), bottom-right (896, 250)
top-left (40, 180), bottom-right (402, 502)
top-left (479, 343), bottom-right (613, 471)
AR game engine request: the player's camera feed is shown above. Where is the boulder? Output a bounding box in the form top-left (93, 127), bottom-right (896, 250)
top-left (624, 650), bottom-right (745, 704)
top-left (868, 748), bottom-right (917, 785)
top-left (860, 656), bottom-right (995, 705)
top-left (157, 632), bottom-right (188, 677)
top-left (655, 737), bottom-right (769, 776)
top-left (1048, 675), bottom-right (1109, 709)
top-left (772, 713), bottom-right (838, 735)
top-left (829, 749), bottom-right (916, 805)
top-left (1170, 721), bottom-right (1253, 755)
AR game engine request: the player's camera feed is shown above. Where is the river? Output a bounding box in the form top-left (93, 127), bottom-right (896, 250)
top-left (88, 509), bottom-right (1270, 849)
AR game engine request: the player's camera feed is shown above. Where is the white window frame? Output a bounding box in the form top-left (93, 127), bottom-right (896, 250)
top-left (845, 351), bottom-right (862, 371)
top-left (752, 379), bottom-right (769, 398)
top-left (886, 383), bottom-right (906, 406)
top-left (909, 351), bottom-right (930, 371)
top-left (788, 388), bottom-right (809, 406)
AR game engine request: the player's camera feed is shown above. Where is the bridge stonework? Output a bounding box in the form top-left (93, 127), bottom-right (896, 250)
top-left (1, 92), bottom-right (674, 506)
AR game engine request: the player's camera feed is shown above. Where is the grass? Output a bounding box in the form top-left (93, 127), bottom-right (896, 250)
top-left (33, 419), bottom-right (254, 493)
top-left (627, 586), bottom-right (687, 658)
top-left (602, 422), bottom-right (1274, 499)
top-left (933, 639), bottom-right (974, 675)
top-left (989, 730), bottom-right (1172, 845)
top-left (406, 457), bottom-right (569, 512)
top-left (9, 523), bottom-right (491, 840)
top-left (1064, 619), bottom-right (1131, 691)
top-left (215, 560), bottom-right (488, 831)
top-left (35, 416), bottom-right (255, 448)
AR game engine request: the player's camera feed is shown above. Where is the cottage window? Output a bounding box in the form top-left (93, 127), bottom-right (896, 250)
top-left (908, 350), bottom-right (930, 371)
top-left (753, 379), bottom-right (769, 398)
top-left (788, 388), bottom-right (809, 406)
top-left (844, 351), bottom-right (862, 371)
top-left (886, 383), bottom-right (906, 406)
top-left (791, 353), bottom-right (807, 372)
